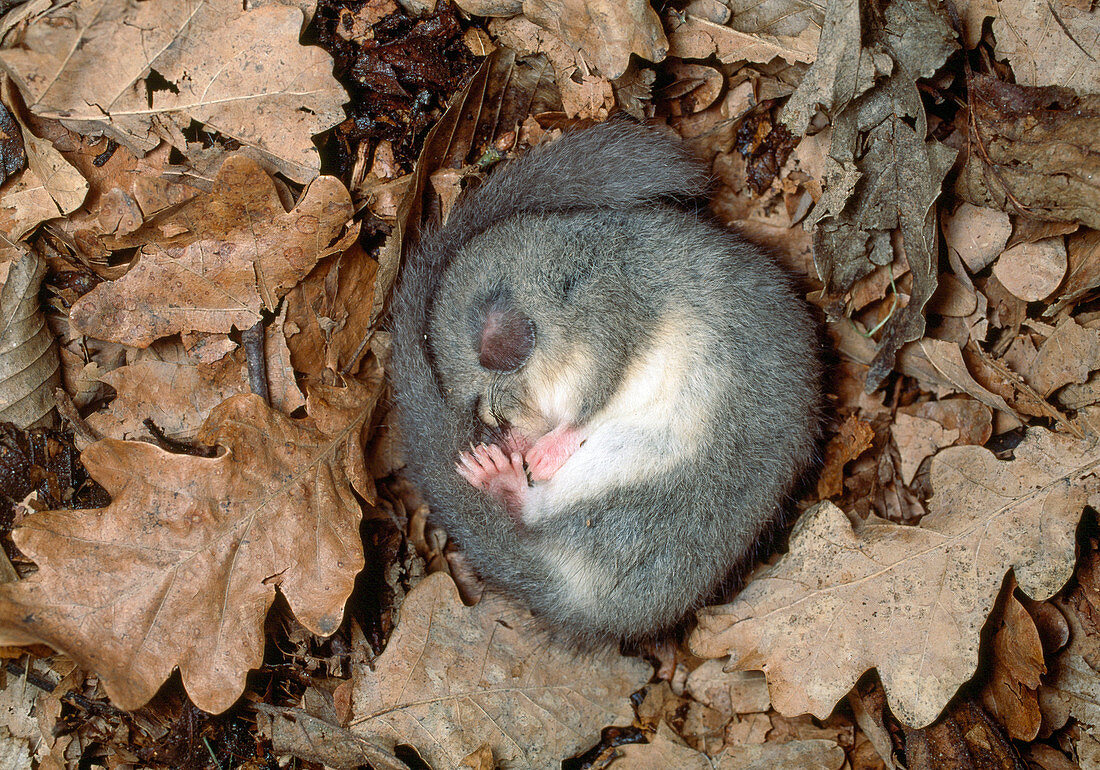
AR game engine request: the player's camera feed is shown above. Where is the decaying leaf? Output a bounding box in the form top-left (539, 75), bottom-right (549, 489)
top-left (69, 155), bottom-right (354, 347)
top-left (817, 414), bottom-right (875, 499)
top-left (691, 428), bottom-right (1096, 727)
top-left (0, 248), bottom-right (59, 428)
top-left (0, 0), bottom-right (348, 182)
top-left (0, 379), bottom-right (378, 712)
top-left (348, 572), bottom-right (651, 769)
top-left (779, 0), bottom-right (881, 135)
top-left (957, 76), bottom-right (1100, 230)
top-left (810, 69), bottom-right (956, 390)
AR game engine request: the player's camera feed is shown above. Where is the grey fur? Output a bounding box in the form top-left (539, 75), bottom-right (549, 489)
top-left (389, 121), bottom-right (823, 647)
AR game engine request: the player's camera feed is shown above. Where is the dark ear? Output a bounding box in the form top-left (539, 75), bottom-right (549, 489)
top-left (478, 299), bottom-right (536, 372)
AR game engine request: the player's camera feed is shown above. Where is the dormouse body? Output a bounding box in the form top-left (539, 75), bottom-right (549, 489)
top-left (389, 121), bottom-right (822, 647)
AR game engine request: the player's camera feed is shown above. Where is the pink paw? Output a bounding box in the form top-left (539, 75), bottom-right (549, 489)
top-left (456, 443), bottom-right (528, 516)
top-left (526, 424), bottom-right (585, 482)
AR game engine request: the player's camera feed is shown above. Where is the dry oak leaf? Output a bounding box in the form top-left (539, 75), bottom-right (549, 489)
top-left (348, 572), bottom-right (651, 769)
top-left (0, 0), bottom-right (347, 183)
top-left (0, 379), bottom-right (377, 713)
top-left (521, 0), bottom-right (667, 80)
top-left (69, 155), bottom-right (354, 347)
top-left (691, 428), bottom-right (1097, 728)
top-left (86, 322), bottom-right (304, 444)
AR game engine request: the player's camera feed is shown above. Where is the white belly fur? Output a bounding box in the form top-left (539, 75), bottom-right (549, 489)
top-left (523, 313), bottom-right (714, 523)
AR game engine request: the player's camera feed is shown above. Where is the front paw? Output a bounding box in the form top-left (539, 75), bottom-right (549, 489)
top-left (456, 443), bottom-right (528, 515)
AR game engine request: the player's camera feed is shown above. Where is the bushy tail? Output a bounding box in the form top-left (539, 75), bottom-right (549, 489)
top-left (441, 119), bottom-right (709, 249)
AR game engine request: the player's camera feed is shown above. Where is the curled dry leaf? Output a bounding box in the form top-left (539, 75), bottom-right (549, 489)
top-left (980, 592), bottom-right (1044, 741)
top-left (348, 572), bottom-right (651, 769)
top-left (817, 414), bottom-right (875, 499)
top-left (86, 324), bottom-right (305, 444)
top-left (0, 99), bottom-right (88, 249)
top-left (69, 155), bottom-right (355, 347)
top-left (0, 0), bottom-right (348, 182)
top-left (666, 0), bottom-right (820, 67)
top-left (285, 242), bottom-right (380, 378)
top-left (0, 248), bottom-right (60, 428)
top-left (691, 428), bottom-right (1096, 728)
top-left (0, 379), bottom-right (378, 712)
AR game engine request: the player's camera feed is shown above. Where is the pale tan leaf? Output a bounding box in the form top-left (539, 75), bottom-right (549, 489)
top-left (1025, 317), bottom-right (1100, 398)
top-left (890, 412), bottom-right (958, 486)
top-left (0, 248), bottom-right (59, 427)
top-left (991, 0), bottom-right (1100, 94)
top-left (609, 724), bottom-right (713, 769)
top-left (941, 203), bottom-right (1012, 274)
top-left (521, 0), bottom-right (667, 80)
top-left (69, 155), bottom-right (354, 347)
top-left (691, 429), bottom-right (1096, 728)
top-left (0, 379), bottom-right (378, 713)
top-left (348, 572), bottom-right (651, 769)
top-left (993, 238), bottom-right (1068, 302)
top-left (896, 338), bottom-right (1014, 417)
top-left (0, 0), bottom-right (347, 182)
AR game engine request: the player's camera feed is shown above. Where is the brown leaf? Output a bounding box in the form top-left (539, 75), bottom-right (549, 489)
top-left (348, 572), bottom-right (651, 769)
top-left (902, 699), bottom-right (1023, 769)
top-left (896, 338), bottom-right (1013, 418)
top-left (897, 399), bottom-right (992, 446)
top-left (610, 724), bottom-right (713, 769)
top-left (69, 155), bottom-right (354, 347)
top-left (691, 428), bottom-right (1096, 727)
top-left (1025, 318), bottom-right (1100, 398)
top-left (990, 0), bottom-right (1100, 95)
top-left (0, 0), bottom-right (348, 182)
top-left (957, 76), bottom-right (1100, 230)
top-left (806, 68), bottom-right (957, 390)
top-left (890, 412), bottom-right (958, 486)
top-left (817, 414), bottom-right (875, 498)
top-left (981, 592), bottom-right (1044, 741)
top-left (665, 0), bottom-right (820, 66)
top-left (1046, 228), bottom-right (1100, 317)
top-left (0, 379), bottom-right (378, 712)
top-left (284, 241), bottom-right (380, 378)
top-left (941, 202), bottom-right (1012, 274)
top-left (993, 238), bottom-right (1068, 302)
top-left (521, 0), bottom-right (667, 79)
top-left (0, 248), bottom-right (60, 428)
top-left (86, 325), bottom-right (305, 443)
top-left (256, 703), bottom-right (406, 770)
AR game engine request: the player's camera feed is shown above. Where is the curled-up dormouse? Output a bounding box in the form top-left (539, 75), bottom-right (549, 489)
top-left (389, 120), bottom-right (823, 647)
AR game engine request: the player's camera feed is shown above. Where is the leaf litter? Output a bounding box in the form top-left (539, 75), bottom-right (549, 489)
top-left (0, 0), bottom-right (1099, 766)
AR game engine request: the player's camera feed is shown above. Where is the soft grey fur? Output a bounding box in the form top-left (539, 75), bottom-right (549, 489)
top-left (389, 121), bottom-right (822, 647)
